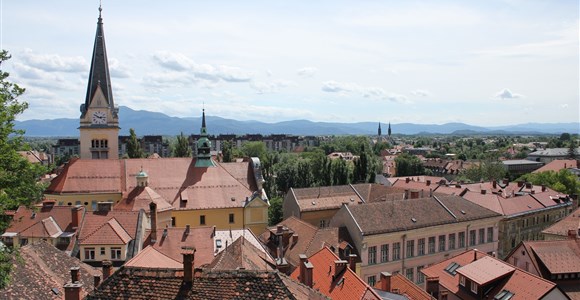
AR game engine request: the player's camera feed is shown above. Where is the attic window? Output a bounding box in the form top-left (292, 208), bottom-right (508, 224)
top-left (411, 218), bottom-right (417, 223)
top-left (494, 290), bottom-right (514, 300)
top-left (444, 262), bottom-right (461, 275)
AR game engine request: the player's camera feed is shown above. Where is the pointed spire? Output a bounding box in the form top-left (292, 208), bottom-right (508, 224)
top-left (378, 122), bottom-right (382, 136)
top-left (388, 122), bottom-right (392, 136)
top-left (202, 109), bottom-right (206, 129)
top-left (83, 4), bottom-right (114, 114)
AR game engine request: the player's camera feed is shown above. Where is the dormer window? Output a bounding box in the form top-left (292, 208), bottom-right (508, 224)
top-left (470, 281), bottom-right (478, 293)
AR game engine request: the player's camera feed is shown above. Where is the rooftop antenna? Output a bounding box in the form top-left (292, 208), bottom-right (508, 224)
top-left (98, 0), bottom-right (102, 18)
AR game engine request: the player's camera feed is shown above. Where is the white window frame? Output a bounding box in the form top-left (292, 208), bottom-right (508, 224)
top-left (111, 247), bottom-right (122, 260)
top-left (471, 281), bottom-right (478, 293)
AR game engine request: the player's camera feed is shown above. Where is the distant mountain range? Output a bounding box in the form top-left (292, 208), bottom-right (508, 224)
top-left (15, 106), bottom-right (580, 137)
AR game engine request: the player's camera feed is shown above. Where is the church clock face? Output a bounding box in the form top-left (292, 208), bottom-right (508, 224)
top-left (92, 111), bottom-right (107, 124)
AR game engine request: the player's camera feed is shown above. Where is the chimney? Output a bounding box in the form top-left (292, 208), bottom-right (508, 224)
top-left (481, 189), bottom-right (487, 195)
top-left (185, 224), bottom-right (190, 236)
top-left (182, 247), bottom-right (196, 284)
top-left (70, 266), bottom-right (80, 283)
top-left (492, 181), bottom-right (497, 189)
top-left (542, 185), bottom-right (547, 192)
top-left (517, 181), bottom-right (524, 187)
top-left (410, 190), bottom-right (419, 199)
top-left (502, 178), bottom-right (509, 186)
top-left (291, 233), bottom-right (298, 246)
top-left (71, 205), bottom-right (82, 229)
top-left (426, 180), bottom-right (431, 186)
top-left (212, 225), bottom-right (216, 237)
top-left (334, 260), bottom-right (348, 277)
top-left (276, 224), bottom-right (284, 234)
top-left (299, 254), bottom-right (308, 283)
top-left (525, 182), bottom-right (532, 189)
top-left (304, 261), bottom-right (314, 288)
top-left (348, 254), bottom-right (357, 271)
top-left (426, 277), bottom-right (440, 298)
top-left (97, 202), bottom-right (113, 212)
top-left (102, 260), bottom-right (112, 280)
top-left (93, 275), bottom-right (101, 289)
top-left (64, 267), bottom-right (82, 300)
top-left (379, 272), bottom-right (392, 291)
top-left (568, 229), bottom-right (578, 240)
top-left (149, 202), bottom-right (158, 243)
top-left (405, 177), bottom-right (410, 183)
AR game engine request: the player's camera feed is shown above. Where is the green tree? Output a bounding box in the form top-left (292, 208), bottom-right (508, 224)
top-left (458, 160), bottom-right (506, 182)
top-left (172, 132), bottom-right (192, 157)
top-left (519, 169), bottom-right (580, 196)
top-left (568, 139), bottom-right (577, 159)
top-left (242, 141), bottom-right (267, 158)
top-left (127, 128), bottom-right (144, 158)
top-left (268, 196), bottom-right (283, 225)
top-left (395, 153), bottom-right (424, 177)
top-left (560, 132), bottom-right (571, 141)
top-left (331, 158), bottom-right (351, 185)
top-left (221, 140), bottom-right (234, 162)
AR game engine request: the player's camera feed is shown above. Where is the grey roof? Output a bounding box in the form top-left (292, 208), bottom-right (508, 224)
top-left (528, 148), bottom-right (580, 157)
top-left (346, 195), bottom-right (501, 235)
top-left (501, 160), bottom-right (544, 165)
top-left (83, 7), bottom-right (114, 116)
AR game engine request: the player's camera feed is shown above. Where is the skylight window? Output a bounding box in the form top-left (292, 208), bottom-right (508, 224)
top-left (494, 290), bottom-right (514, 300)
top-left (444, 262), bottom-right (461, 275)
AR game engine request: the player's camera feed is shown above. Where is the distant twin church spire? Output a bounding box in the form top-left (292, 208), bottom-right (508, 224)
top-left (377, 122), bottom-right (392, 138)
top-left (79, 5), bottom-right (210, 163)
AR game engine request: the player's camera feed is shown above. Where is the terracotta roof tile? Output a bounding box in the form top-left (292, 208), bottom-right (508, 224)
top-left (87, 268), bottom-right (306, 299)
top-left (208, 236), bottom-right (275, 271)
top-left (139, 227), bottom-right (215, 268)
top-left (125, 246), bottom-right (183, 269)
top-left (0, 241), bottom-right (101, 299)
top-left (422, 250), bottom-right (558, 299)
top-left (79, 211), bottom-right (140, 245)
top-left (542, 207), bottom-right (580, 238)
top-left (346, 195), bottom-right (501, 235)
top-left (533, 159), bottom-right (579, 173)
top-left (290, 247), bottom-right (381, 300)
top-left (523, 240), bottom-right (580, 274)
top-left (117, 186), bottom-right (173, 212)
top-left (373, 273), bottom-right (434, 300)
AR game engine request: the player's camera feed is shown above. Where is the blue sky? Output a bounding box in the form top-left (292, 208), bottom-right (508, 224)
top-left (1, 0), bottom-right (578, 126)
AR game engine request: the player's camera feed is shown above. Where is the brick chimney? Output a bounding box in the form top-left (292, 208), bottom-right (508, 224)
top-left (492, 180), bottom-right (497, 189)
top-left (568, 229), bottom-right (579, 240)
top-left (64, 267), bottom-right (83, 300)
top-left (304, 261), bottom-right (314, 288)
top-left (379, 272), bottom-right (392, 291)
top-left (426, 276), bottom-right (440, 298)
top-left (182, 247), bottom-right (196, 284)
top-left (405, 177), bottom-right (410, 183)
top-left (299, 254), bottom-right (307, 280)
top-left (426, 180), bottom-right (431, 186)
top-left (102, 260), bottom-right (112, 280)
top-left (348, 254), bottom-right (357, 271)
top-left (517, 181), bottom-right (524, 187)
top-left (185, 224), bottom-right (190, 236)
top-left (502, 178), bottom-right (509, 186)
top-left (71, 205), bottom-right (82, 229)
top-left (93, 275), bottom-right (101, 289)
top-left (541, 185), bottom-right (547, 192)
top-left (334, 260), bottom-right (348, 277)
top-left (525, 182), bottom-right (532, 189)
top-left (149, 202), bottom-right (158, 243)
top-left (481, 189), bottom-right (487, 195)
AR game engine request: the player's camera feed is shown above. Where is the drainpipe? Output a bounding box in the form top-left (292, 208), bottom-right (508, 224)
top-left (401, 234), bottom-right (407, 274)
top-left (466, 224), bottom-right (471, 251)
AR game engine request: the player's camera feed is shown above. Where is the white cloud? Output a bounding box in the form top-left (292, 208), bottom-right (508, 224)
top-left (411, 89), bottom-right (430, 97)
top-left (152, 51), bottom-right (253, 83)
top-left (108, 58), bottom-right (132, 78)
top-left (297, 67), bottom-right (318, 78)
top-left (321, 80), bottom-right (410, 103)
top-left (20, 49), bottom-right (88, 73)
top-left (250, 80), bottom-right (293, 94)
top-left (142, 72), bottom-right (196, 89)
top-left (495, 88), bottom-right (524, 100)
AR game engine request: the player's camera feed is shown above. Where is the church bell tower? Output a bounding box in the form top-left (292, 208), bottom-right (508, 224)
top-left (79, 5), bottom-right (119, 159)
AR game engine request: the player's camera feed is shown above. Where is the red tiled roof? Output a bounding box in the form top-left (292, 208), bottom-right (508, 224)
top-left (78, 211), bottom-right (140, 245)
top-left (117, 186), bottom-right (173, 212)
top-left (125, 246), bottom-right (183, 269)
top-left (5, 205), bottom-right (82, 235)
top-left (524, 240), bottom-right (580, 274)
top-left (46, 158), bottom-right (260, 211)
top-left (542, 207), bottom-right (580, 237)
top-left (533, 159), bottom-right (579, 173)
top-left (290, 247), bottom-right (381, 300)
top-left (456, 256), bottom-right (515, 285)
top-left (208, 236), bottom-right (275, 271)
top-left (0, 241), bottom-right (101, 299)
top-left (260, 217), bottom-right (339, 270)
top-left (87, 268), bottom-right (306, 299)
top-left (422, 250), bottom-right (558, 299)
top-left (373, 273), bottom-right (434, 300)
top-left (139, 226), bottom-right (215, 268)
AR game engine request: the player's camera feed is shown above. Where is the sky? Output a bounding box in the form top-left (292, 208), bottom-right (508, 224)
top-left (1, 0), bottom-right (578, 126)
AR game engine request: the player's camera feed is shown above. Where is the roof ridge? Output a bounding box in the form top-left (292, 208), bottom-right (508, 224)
top-left (432, 195), bottom-right (458, 220)
top-left (107, 218), bottom-right (132, 242)
top-left (286, 216), bottom-right (318, 231)
top-left (215, 161), bottom-right (252, 193)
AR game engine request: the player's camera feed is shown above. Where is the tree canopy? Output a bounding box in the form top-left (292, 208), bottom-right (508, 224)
top-left (518, 169), bottom-right (580, 196)
top-left (126, 128), bottom-right (144, 158)
top-left (172, 132), bottom-right (192, 157)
